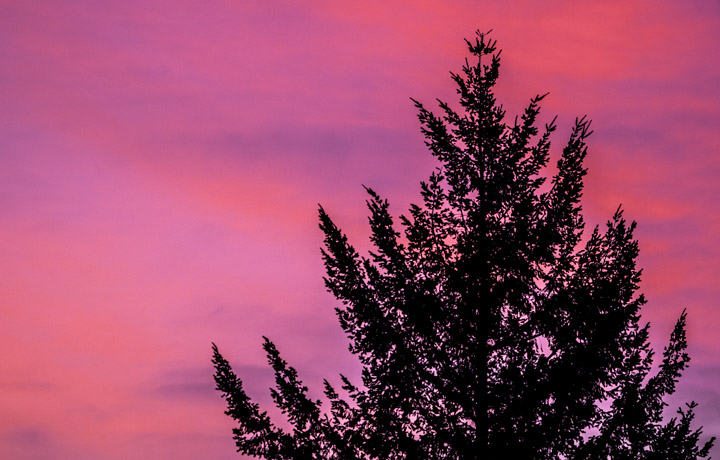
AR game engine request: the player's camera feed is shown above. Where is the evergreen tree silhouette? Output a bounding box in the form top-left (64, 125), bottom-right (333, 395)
top-left (212, 31), bottom-right (715, 459)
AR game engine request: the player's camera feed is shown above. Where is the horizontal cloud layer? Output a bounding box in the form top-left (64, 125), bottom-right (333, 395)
top-left (1, 0), bottom-right (718, 457)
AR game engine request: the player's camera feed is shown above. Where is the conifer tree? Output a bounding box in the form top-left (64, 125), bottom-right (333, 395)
top-left (212, 31), bottom-right (715, 459)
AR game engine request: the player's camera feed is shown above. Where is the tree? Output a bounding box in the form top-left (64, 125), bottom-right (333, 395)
top-left (212, 31), bottom-right (715, 459)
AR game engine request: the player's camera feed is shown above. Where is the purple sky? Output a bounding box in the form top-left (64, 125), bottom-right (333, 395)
top-left (1, 1), bottom-right (719, 458)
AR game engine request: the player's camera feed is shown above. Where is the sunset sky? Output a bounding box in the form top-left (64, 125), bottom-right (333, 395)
top-left (1, 1), bottom-right (719, 458)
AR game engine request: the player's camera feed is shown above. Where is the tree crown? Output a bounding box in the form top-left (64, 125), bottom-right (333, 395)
top-left (212, 31), bottom-right (715, 459)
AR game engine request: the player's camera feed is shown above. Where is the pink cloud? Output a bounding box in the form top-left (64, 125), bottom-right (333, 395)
top-left (1, 0), bottom-right (718, 457)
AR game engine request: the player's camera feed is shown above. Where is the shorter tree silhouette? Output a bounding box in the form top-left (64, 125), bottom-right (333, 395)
top-left (212, 31), bottom-right (715, 459)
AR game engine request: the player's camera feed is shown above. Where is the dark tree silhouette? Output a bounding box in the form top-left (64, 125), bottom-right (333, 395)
top-left (212, 31), bottom-right (715, 459)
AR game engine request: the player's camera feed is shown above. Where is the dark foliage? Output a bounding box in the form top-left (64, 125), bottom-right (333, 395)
top-left (212, 31), bottom-right (715, 459)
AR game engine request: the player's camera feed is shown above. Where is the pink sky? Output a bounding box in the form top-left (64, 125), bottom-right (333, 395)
top-left (1, 1), bottom-right (719, 458)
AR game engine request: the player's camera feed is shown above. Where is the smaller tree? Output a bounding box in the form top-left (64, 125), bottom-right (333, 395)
top-left (212, 31), bottom-right (715, 459)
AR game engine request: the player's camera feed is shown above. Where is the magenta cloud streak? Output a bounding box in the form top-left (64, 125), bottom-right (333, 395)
top-left (1, 1), bottom-right (719, 458)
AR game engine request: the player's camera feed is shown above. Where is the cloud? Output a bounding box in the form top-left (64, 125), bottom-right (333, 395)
top-left (0, 0), bottom-right (718, 457)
